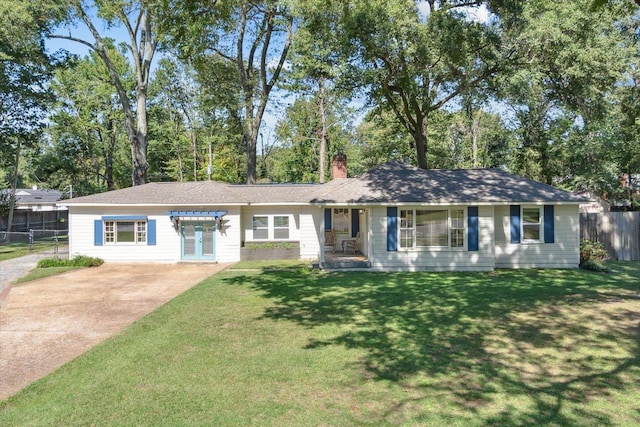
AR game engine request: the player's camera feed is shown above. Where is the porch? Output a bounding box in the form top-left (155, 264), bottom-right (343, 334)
top-left (321, 250), bottom-right (371, 269)
top-left (321, 207), bottom-right (370, 269)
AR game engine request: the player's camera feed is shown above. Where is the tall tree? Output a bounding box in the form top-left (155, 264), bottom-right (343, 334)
top-left (499, 0), bottom-right (627, 187)
top-left (51, 0), bottom-right (157, 186)
top-left (34, 47), bottom-right (132, 194)
top-left (155, 0), bottom-right (293, 184)
top-left (270, 96), bottom-right (353, 182)
top-left (307, 0), bottom-right (517, 169)
top-left (148, 57), bottom-right (203, 181)
top-left (0, 0), bottom-right (64, 231)
top-left (282, 3), bottom-right (350, 182)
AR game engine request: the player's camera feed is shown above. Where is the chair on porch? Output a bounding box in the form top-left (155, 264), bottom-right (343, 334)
top-left (343, 231), bottom-right (360, 254)
top-left (324, 230), bottom-right (336, 253)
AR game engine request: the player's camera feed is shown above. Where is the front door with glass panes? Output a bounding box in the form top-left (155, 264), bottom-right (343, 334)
top-left (181, 222), bottom-right (216, 260)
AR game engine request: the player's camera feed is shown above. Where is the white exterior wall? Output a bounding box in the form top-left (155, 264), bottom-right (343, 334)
top-left (299, 207), bottom-right (322, 260)
top-left (368, 205), bottom-right (495, 271)
top-left (241, 206), bottom-right (301, 243)
top-left (216, 206), bottom-right (241, 263)
top-left (494, 204), bottom-right (580, 268)
top-left (240, 206), bottom-right (321, 260)
top-left (68, 206), bottom-right (242, 263)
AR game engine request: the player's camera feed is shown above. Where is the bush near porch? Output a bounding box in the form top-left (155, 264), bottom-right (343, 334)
top-left (240, 241), bottom-right (300, 261)
top-left (1, 262), bottom-right (639, 426)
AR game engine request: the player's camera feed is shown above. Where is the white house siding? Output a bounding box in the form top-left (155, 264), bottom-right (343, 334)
top-left (368, 206), bottom-right (495, 271)
top-left (216, 206), bottom-right (241, 263)
top-left (68, 206), bottom-right (181, 262)
top-left (240, 206), bottom-right (321, 260)
top-left (299, 207), bottom-right (322, 260)
top-left (241, 206), bottom-right (302, 243)
top-left (494, 204), bottom-right (580, 268)
top-left (68, 205), bottom-right (242, 263)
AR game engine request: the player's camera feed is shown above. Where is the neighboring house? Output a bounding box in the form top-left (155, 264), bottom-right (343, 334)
top-left (0, 187), bottom-right (68, 232)
top-left (60, 160), bottom-right (588, 271)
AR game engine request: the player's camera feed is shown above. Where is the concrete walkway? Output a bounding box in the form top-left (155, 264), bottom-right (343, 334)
top-left (0, 262), bottom-right (229, 400)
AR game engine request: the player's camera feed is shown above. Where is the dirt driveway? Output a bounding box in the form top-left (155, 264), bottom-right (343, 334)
top-left (0, 262), bottom-right (229, 400)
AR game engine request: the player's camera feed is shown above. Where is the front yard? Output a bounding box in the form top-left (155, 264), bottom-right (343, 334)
top-left (1, 263), bottom-right (639, 426)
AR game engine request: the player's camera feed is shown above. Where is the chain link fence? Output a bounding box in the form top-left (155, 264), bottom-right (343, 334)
top-left (0, 229), bottom-right (69, 257)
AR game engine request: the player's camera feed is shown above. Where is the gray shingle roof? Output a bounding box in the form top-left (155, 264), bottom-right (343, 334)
top-left (1, 189), bottom-right (64, 205)
top-left (309, 161), bottom-right (589, 204)
top-left (61, 181), bottom-right (320, 205)
top-left (61, 161), bottom-right (588, 206)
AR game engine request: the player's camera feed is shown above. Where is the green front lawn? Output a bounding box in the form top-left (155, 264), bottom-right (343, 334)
top-left (1, 263), bottom-right (639, 426)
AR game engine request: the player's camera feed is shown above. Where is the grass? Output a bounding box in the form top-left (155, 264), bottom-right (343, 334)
top-left (13, 266), bottom-right (82, 284)
top-left (0, 241), bottom-right (61, 261)
top-left (1, 262), bottom-right (639, 426)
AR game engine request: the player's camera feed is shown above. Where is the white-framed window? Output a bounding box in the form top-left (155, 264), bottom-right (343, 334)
top-left (252, 216), bottom-right (269, 240)
top-left (333, 208), bottom-right (350, 236)
top-left (399, 209), bottom-right (465, 249)
top-left (274, 215), bottom-right (290, 239)
top-left (450, 209), bottom-right (465, 248)
top-left (400, 209), bottom-right (414, 248)
top-left (104, 220), bottom-right (147, 244)
top-left (522, 206), bottom-right (541, 242)
top-left (251, 214), bottom-right (292, 240)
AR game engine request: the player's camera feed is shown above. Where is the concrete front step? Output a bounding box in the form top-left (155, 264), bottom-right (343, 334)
top-left (321, 260), bottom-right (371, 269)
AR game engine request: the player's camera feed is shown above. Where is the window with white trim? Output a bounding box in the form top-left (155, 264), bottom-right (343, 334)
top-left (104, 220), bottom-right (147, 244)
top-left (450, 209), bottom-right (465, 248)
top-left (399, 209), bottom-right (465, 249)
top-left (274, 216), bottom-right (289, 239)
top-left (252, 216), bottom-right (269, 240)
top-left (400, 209), bottom-right (414, 248)
top-left (522, 207), bottom-right (541, 242)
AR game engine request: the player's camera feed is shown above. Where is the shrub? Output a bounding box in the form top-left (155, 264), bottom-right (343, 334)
top-left (579, 240), bottom-right (609, 272)
top-left (71, 255), bottom-right (104, 267)
top-left (580, 259), bottom-right (611, 273)
top-left (37, 256), bottom-right (104, 269)
top-left (37, 258), bottom-right (65, 268)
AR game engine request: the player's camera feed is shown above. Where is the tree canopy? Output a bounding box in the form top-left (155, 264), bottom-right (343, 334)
top-left (1, 0), bottom-right (639, 210)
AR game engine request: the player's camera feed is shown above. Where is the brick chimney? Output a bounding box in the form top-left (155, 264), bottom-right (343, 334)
top-left (331, 153), bottom-right (347, 179)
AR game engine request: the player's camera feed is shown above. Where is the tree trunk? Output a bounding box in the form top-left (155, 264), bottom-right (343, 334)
top-left (105, 117), bottom-right (115, 191)
top-left (318, 78), bottom-right (327, 183)
top-left (6, 141), bottom-right (20, 234)
top-left (191, 130), bottom-right (197, 181)
top-left (132, 89), bottom-right (149, 185)
top-left (415, 114), bottom-right (428, 169)
top-left (59, 4), bottom-right (156, 186)
top-left (245, 120), bottom-right (259, 184)
top-left (468, 105), bottom-right (481, 168)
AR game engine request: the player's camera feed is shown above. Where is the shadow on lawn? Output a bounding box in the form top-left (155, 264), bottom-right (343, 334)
top-left (222, 264), bottom-right (640, 425)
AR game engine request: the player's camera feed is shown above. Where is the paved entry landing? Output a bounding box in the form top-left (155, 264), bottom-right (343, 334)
top-left (0, 262), bottom-right (229, 400)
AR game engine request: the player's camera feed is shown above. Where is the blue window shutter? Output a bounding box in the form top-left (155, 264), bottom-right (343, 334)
top-left (468, 206), bottom-right (479, 251)
top-left (94, 220), bottom-right (103, 246)
top-left (148, 219), bottom-right (157, 245)
top-left (544, 205), bottom-right (554, 243)
top-left (510, 205), bottom-right (521, 244)
top-left (351, 209), bottom-right (360, 237)
top-left (324, 208), bottom-right (332, 230)
top-left (387, 207), bottom-right (398, 252)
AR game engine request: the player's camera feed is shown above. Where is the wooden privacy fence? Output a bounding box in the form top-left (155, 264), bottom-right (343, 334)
top-left (580, 212), bottom-right (640, 261)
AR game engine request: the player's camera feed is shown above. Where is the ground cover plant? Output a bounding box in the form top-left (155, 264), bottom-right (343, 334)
top-left (1, 263), bottom-right (638, 426)
top-left (36, 255), bottom-right (103, 268)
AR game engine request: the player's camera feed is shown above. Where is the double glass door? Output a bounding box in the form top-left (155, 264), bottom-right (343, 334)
top-left (181, 222), bottom-right (216, 260)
